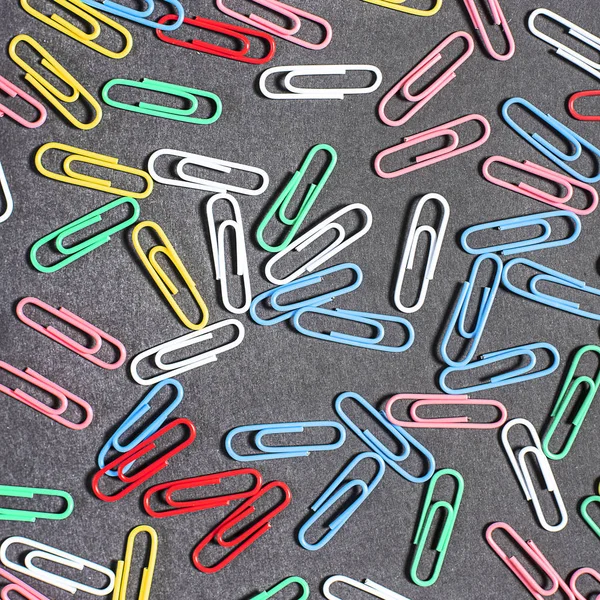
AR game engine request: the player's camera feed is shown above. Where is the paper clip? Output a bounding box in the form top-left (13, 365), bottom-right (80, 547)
top-left (394, 193), bottom-right (449, 313)
top-left (581, 495), bottom-right (600, 539)
top-left (528, 9), bottom-right (600, 81)
top-left (322, 576), bottom-right (410, 600)
top-left (216, 0), bottom-right (331, 50)
top-left (143, 468), bottom-right (262, 517)
top-left (542, 345), bottom-right (600, 460)
top-left (35, 143), bottom-right (153, 198)
top-left (16, 297), bottom-right (126, 370)
top-left (113, 526), bottom-right (157, 600)
top-left (252, 578), bottom-right (309, 600)
top-left (502, 418), bottom-right (567, 532)
top-left (0, 75), bottom-right (47, 128)
top-left (256, 144), bottom-right (337, 252)
top-left (298, 452), bottom-right (385, 551)
top-left (19, 0), bottom-right (132, 59)
top-left (335, 392), bottom-right (435, 482)
top-left (97, 379), bottom-right (183, 475)
top-left (378, 32), bottom-right (474, 127)
top-left (482, 156), bottom-right (599, 216)
top-left (570, 568), bottom-right (600, 600)
top-left (502, 257), bottom-right (600, 320)
top-left (0, 567), bottom-right (51, 600)
top-left (502, 98), bottom-right (600, 184)
top-left (568, 91), bottom-right (600, 121)
top-left (130, 319), bottom-right (244, 385)
top-left (156, 15), bottom-right (275, 64)
top-left (0, 361), bottom-right (92, 429)
top-left (102, 78), bottom-right (221, 124)
top-left (206, 193), bottom-right (251, 314)
top-left (193, 481), bottom-right (291, 573)
top-left (0, 486), bottom-right (73, 522)
top-left (410, 469), bottom-right (463, 587)
top-left (132, 221), bottom-right (209, 330)
top-left (259, 65), bottom-right (382, 100)
top-left (0, 537), bottom-right (115, 596)
top-left (9, 35), bottom-right (102, 130)
top-left (0, 162), bottom-right (13, 224)
top-left (385, 394), bottom-right (507, 429)
top-left (463, 0), bottom-right (514, 61)
top-left (79, 0), bottom-right (184, 30)
top-left (264, 204), bottom-right (372, 285)
top-left (92, 418), bottom-right (196, 502)
top-left (461, 211), bottom-right (581, 256)
top-left (439, 342), bottom-right (560, 394)
top-left (225, 421), bottom-right (346, 461)
top-left (440, 253), bottom-right (503, 367)
top-left (374, 114), bottom-right (491, 178)
top-left (360, 0), bottom-right (442, 17)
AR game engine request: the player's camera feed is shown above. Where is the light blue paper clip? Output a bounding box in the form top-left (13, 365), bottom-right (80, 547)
top-left (439, 342), bottom-right (560, 394)
top-left (80, 0), bottom-right (184, 30)
top-left (249, 263), bottom-right (363, 326)
top-left (502, 257), bottom-right (600, 320)
top-left (440, 254), bottom-right (503, 367)
top-left (225, 421), bottom-right (346, 461)
top-left (298, 452), bottom-right (385, 551)
top-left (502, 97), bottom-right (600, 183)
top-left (292, 308), bottom-right (414, 352)
top-left (461, 211), bottom-right (581, 256)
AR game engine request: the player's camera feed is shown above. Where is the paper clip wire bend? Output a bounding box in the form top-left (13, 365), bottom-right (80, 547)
top-left (0, 567), bottom-right (52, 600)
top-left (580, 495), bottom-right (600, 540)
top-left (570, 568), bottom-right (600, 600)
top-left (113, 526), bottom-right (157, 600)
top-left (463, 0), bottom-right (515, 61)
top-left (251, 577), bottom-right (309, 600)
top-left (0, 486), bottom-right (73, 522)
top-left (322, 576), bottom-right (410, 600)
top-left (568, 91), bottom-right (600, 122)
top-left (360, 0), bottom-right (443, 17)
top-left (80, 0), bottom-right (184, 30)
top-left (0, 163), bottom-right (13, 223)
top-left (0, 76), bottom-right (47, 129)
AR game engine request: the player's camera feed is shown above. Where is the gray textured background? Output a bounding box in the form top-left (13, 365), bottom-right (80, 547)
top-left (2, 1), bottom-right (600, 598)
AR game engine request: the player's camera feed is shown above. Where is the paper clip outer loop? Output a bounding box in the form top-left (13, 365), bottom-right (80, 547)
top-left (580, 495), bottom-right (600, 540)
top-left (113, 526), bottom-right (157, 600)
top-left (251, 577), bottom-right (309, 600)
top-left (0, 76), bottom-right (47, 129)
top-left (79, 0), bottom-right (184, 31)
top-left (0, 162), bottom-right (14, 223)
top-left (463, 0), bottom-right (515, 60)
top-left (361, 0), bottom-right (442, 17)
top-left (0, 486), bottom-right (73, 523)
top-left (0, 567), bottom-right (51, 600)
top-left (570, 568), bottom-right (600, 600)
top-left (322, 576), bottom-right (410, 600)
top-left (568, 91), bottom-right (600, 121)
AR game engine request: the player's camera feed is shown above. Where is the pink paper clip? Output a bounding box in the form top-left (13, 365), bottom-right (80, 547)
top-left (570, 568), bottom-right (600, 600)
top-left (16, 297), bottom-right (126, 370)
top-left (215, 0), bottom-right (331, 50)
top-left (0, 75), bottom-right (46, 129)
top-left (463, 0), bottom-right (515, 61)
top-left (0, 361), bottom-right (92, 430)
top-left (482, 156), bottom-right (599, 216)
top-left (378, 31), bottom-right (474, 127)
top-left (374, 114), bottom-right (490, 179)
top-left (486, 522), bottom-right (574, 600)
top-left (385, 394), bottom-right (507, 429)
top-left (0, 567), bottom-right (50, 600)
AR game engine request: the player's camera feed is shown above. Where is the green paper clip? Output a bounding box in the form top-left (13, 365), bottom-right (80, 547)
top-left (543, 344), bottom-right (600, 461)
top-left (410, 468), bottom-right (463, 587)
top-left (0, 485), bottom-right (73, 522)
top-left (256, 144), bottom-right (337, 252)
top-left (102, 78), bottom-right (221, 124)
top-left (581, 494), bottom-right (600, 539)
top-left (251, 577), bottom-right (309, 600)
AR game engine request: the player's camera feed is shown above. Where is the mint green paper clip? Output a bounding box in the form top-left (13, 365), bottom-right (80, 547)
top-left (251, 577), bottom-right (309, 600)
top-left (581, 494), bottom-right (600, 539)
top-left (102, 78), bottom-right (222, 124)
top-left (0, 485), bottom-right (74, 522)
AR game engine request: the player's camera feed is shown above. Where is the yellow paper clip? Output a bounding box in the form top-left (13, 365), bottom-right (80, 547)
top-left (35, 142), bottom-right (154, 198)
top-left (113, 525), bottom-right (157, 600)
top-left (8, 35), bottom-right (102, 129)
top-left (362, 0), bottom-right (442, 16)
top-left (19, 0), bottom-right (132, 59)
top-left (132, 221), bottom-right (209, 330)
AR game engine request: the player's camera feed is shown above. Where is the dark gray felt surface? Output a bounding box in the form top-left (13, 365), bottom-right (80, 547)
top-left (2, 0), bottom-right (600, 598)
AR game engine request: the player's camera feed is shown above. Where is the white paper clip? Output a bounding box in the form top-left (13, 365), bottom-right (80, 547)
top-left (394, 193), bottom-right (449, 314)
top-left (501, 418), bottom-right (568, 532)
top-left (130, 319), bottom-right (245, 385)
top-left (323, 576), bottom-right (411, 600)
top-left (528, 9), bottom-right (600, 80)
top-left (259, 65), bottom-right (383, 100)
top-left (206, 193), bottom-right (251, 314)
top-left (0, 161), bottom-right (14, 223)
top-left (0, 536), bottom-right (115, 596)
top-left (147, 148), bottom-right (269, 196)
top-left (265, 203), bottom-right (372, 285)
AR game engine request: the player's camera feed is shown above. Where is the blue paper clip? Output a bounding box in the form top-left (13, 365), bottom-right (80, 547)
top-left (334, 392), bottom-right (435, 483)
top-left (225, 421), bottom-right (346, 461)
top-left (461, 211), bottom-right (581, 256)
top-left (297, 452), bottom-right (385, 551)
top-left (439, 342), bottom-right (560, 394)
top-left (249, 263), bottom-right (362, 326)
top-left (502, 97), bottom-right (600, 183)
top-left (502, 257), bottom-right (600, 320)
top-left (292, 308), bottom-right (414, 352)
top-left (97, 379), bottom-right (183, 476)
top-left (80, 0), bottom-right (184, 30)
top-left (440, 254), bottom-right (503, 367)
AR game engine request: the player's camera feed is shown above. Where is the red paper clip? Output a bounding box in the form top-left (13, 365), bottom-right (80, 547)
top-left (156, 15), bottom-right (275, 63)
top-left (143, 468), bottom-right (263, 517)
top-left (568, 91), bottom-right (600, 122)
top-left (192, 481), bottom-right (291, 573)
top-left (0, 567), bottom-right (50, 600)
top-left (92, 418), bottom-right (196, 502)
top-left (0, 75), bottom-right (47, 129)
top-left (16, 297), bottom-right (126, 370)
